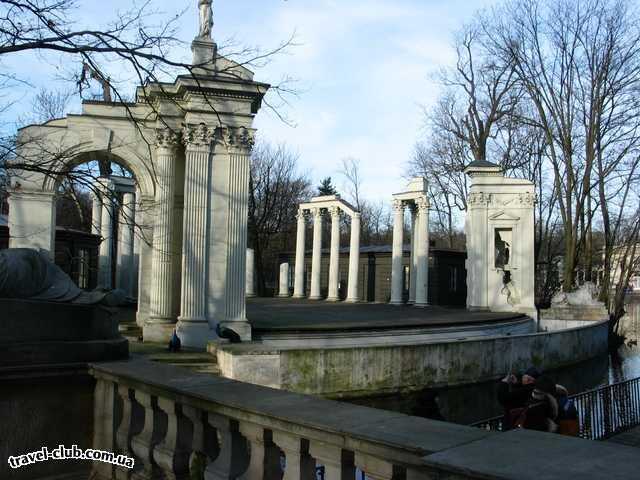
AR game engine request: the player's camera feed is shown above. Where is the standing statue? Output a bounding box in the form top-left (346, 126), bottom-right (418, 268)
top-left (198, 0), bottom-right (213, 39)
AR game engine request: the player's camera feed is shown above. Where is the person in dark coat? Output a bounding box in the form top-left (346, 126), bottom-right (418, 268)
top-left (497, 367), bottom-right (541, 430)
top-left (521, 375), bottom-right (560, 432)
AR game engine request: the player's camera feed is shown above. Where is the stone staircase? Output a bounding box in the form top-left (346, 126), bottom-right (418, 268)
top-left (119, 320), bottom-right (221, 375)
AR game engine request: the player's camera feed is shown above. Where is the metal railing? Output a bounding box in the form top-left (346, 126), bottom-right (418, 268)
top-left (472, 376), bottom-right (640, 440)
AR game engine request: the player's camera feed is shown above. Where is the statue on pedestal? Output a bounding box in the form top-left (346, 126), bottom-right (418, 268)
top-left (0, 248), bottom-right (124, 306)
top-left (198, 0), bottom-right (213, 39)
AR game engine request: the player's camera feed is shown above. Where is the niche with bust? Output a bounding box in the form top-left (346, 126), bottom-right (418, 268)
top-left (494, 228), bottom-right (512, 270)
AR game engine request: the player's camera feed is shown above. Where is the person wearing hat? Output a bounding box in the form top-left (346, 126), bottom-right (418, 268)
top-left (497, 366), bottom-right (541, 430)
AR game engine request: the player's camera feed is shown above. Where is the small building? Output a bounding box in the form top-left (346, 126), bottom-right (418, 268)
top-left (277, 245), bottom-right (467, 306)
top-left (0, 220), bottom-right (100, 290)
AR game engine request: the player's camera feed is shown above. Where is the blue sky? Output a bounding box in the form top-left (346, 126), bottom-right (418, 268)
top-left (3, 0), bottom-right (498, 201)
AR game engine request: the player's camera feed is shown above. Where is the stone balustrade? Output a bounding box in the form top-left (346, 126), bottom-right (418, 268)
top-left (90, 360), bottom-right (640, 480)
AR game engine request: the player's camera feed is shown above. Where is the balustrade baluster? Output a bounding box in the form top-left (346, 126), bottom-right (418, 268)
top-left (239, 423), bottom-right (283, 480)
top-left (205, 414), bottom-right (249, 479)
top-left (91, 379), bottom-right (117, 480)
top-left (153, 397), bottom-right (192, 479)
top-left (115, 386), bottom-right (145, 480)
top-left (272, 431), bottom-right (316, 480)
top-left (183, 405), bottom-right (216, 479)
top-left (354, 452), bottom-right (402, 480)
top-left (308, 441), bottom-right (354, 480)
top-left (130, 391), bottom-right (167, 479)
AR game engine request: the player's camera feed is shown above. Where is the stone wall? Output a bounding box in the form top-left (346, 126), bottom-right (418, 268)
top-left (218, 321), bottom-right (609, 398)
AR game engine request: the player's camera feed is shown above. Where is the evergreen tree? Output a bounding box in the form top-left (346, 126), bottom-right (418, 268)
top-left (317, 177), bottom-right (337, 196)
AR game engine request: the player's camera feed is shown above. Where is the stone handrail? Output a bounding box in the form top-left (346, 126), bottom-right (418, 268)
top-left (90, 360), bottom-right (640, 480)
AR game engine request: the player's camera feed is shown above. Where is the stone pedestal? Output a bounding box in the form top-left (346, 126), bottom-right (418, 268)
top-left (7, 190), bottom-right (56, 256)
top-left (278, 262), bottom-right (290, 297)
top-left (465, 161), bottom-right (536, 317)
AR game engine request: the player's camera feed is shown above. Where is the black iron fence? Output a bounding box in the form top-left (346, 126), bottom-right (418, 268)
top-left (472, 376), bottom-right (640, 440)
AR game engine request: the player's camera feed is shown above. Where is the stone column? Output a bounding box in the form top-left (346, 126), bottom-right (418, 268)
top-left (98, 179), bottom-right (115, 289)
top-left (246, 248), bottom-right (256, 298)
top-left (91, 191), bottom-right (102, 235)
top-left (390, 199), bottom-right (405, 305)
top-left (293, 210), bottom-right (307, 298)
top-left (346, 213), bottom-right (361, 303)
top-left (327, 206), bottom-right (341, 301)
top-left (117, 191), bottom-right (135, 297)
top-left (309, 207), bottom-right (323, 300)
top-left (278, 262), bottom-right (290, 297)
top-left (176, 124), bottom-right (214, 348)
top-left (145, 128), bottom-right (179, 342)
top-left (415, 197), bottom-right (429, 307)
top-left (409, 206), bottom-right (417, 304)
top-left (214, 127), bottom-right (255, 341)
top-left (135, 196), bottom-right (154, 327)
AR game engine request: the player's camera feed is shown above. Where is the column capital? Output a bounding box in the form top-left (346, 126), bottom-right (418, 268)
top-left (296, 209), bottom-right (307, 221)
top-left (392, 198), bottom-right (404, 211)
top-left (329, 205), bottom-right (340, 218)
top-left (155, 128), bottom-right (181, 149)
top-left (220, 126), bottom-right (256, 154)
top-left (182, 123), bottom-right (215, 148)
top-left (311, 206), bottom-right (322, 218)
top-left (416, 196), bottom-right (429, 211)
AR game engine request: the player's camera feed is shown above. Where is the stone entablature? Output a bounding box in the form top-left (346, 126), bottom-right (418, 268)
top-left (293, 195), bottom-right (361, 302)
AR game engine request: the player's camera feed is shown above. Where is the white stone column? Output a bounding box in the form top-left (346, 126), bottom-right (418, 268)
top-left (98, 179), bottom-right (115, 289)
top-left (415, 197), bottom-right (430, 307)
top-left (176, 124), bottom-right (214, 348)
top-left (146, 129), bottom-right (179, 342)
top-left (409, 206), bottom-right (417, 304)
top-left (327, 206), bottom-right (341, 301)
top-left (278, 262), bottom-right (290, 297)
top-left (309, 207), bottom-right (323, 300)
top-left (214, 127), bottom-right (255, 341)
top-left (390, 199), bottom-right (405, 305)
top-left (91, 191), bottom-right (102, 235)
top-left (117, 191), bottom-right (135, 297)
top-left (135, 195), bottom-right (154, 327)
top-left (346, 213), bottom-right (361, 303)
top-left (293, 210), bottom-right (307, 298)
top-left (246, 248), bottom-right (256, 298)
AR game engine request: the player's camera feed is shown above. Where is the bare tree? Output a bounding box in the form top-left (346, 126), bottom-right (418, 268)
top-left (248, 141), bottom-right (312, 295)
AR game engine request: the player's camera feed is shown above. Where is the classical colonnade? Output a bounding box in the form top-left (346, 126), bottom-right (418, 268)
top-left (289, 195), bottom-right (361, 302)
top-left (390, 178), bottom-right (430, 306)
top-left (91, 176), bottom-right (139, 298)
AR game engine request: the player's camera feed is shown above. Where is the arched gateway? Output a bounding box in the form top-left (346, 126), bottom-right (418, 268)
top-left (7, 16), bottom-right (269, 348)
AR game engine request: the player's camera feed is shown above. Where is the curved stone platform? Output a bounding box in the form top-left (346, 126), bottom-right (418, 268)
top-left (249, 297), bottom-right (533, 348)
top-left (0, 298), bottom-right (128, 367)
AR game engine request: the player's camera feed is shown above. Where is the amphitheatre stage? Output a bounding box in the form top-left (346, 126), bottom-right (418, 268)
top-left (247, 297), bottom-right (533, 348)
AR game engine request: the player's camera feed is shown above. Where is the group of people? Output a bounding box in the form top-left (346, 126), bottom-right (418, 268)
top-left (498, 367), bottom-right (579, 435)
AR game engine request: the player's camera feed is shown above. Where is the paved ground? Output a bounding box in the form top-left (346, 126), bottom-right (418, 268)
top-left (248, 297), bottom-right (527, 331)
top-left (607, 426), bottom-right (640, 448)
